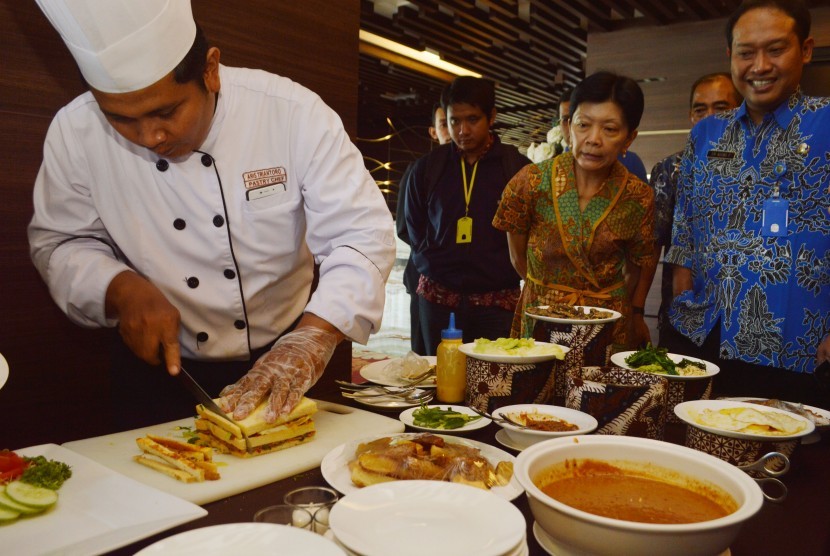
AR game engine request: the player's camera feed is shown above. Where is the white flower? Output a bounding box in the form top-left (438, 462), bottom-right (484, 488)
top-left (534, 142), bottom-right (555, 163)
top-left (525, 123), bottom-right (566, 163)
top-left (526, 142), bottom-right (538, 162)
top-left (547, 125), bottom-right (564, 146)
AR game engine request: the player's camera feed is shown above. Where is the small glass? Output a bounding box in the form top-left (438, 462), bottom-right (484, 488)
top-left (253, 504), bottom-right (313, 529)
top-left (283, 486), bottom-right (339, 534)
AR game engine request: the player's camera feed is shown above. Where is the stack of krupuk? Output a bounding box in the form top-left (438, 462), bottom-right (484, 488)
top-left (194, 397), bottom-right (318, 457)
top-left (134, 435), bottom-right (220, 483)
top-left (349, 433), bottom-right (513, 490)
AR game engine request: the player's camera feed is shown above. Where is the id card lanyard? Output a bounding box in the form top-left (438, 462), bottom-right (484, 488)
top-left (457, 158), bottom-right (478, 243)
top-left (762, 162), bottom-right (788, 237)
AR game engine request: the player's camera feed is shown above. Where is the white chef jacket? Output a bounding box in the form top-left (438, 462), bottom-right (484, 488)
top-left (29, 65), bottom-right (395, 360)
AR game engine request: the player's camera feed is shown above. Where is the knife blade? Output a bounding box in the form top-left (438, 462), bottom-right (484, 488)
top-left (175, 366), bottom-right (251, 453)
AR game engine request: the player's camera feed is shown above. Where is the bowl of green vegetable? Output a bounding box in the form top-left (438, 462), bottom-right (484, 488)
top-left (611, 346), bottom-right (719, 423)
top-left (399, 404), bottom-right (490, 433)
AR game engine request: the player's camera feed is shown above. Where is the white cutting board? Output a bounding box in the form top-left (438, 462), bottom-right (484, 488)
top-left (63, 399), bottom-right (404, 505)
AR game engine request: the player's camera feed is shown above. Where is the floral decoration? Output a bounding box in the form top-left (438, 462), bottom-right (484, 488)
top-left (525, 119), bottom-right (567, 163)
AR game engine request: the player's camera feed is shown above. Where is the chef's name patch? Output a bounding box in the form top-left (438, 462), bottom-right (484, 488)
top-left (243, 167), bottom-right (287, 190)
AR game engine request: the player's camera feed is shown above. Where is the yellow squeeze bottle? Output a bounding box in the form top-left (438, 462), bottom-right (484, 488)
top-left (436, 312), bottom-right (466, 403)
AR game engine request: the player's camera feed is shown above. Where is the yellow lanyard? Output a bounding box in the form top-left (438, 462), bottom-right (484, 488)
top-left (460, 158), bottom-right (479, 216)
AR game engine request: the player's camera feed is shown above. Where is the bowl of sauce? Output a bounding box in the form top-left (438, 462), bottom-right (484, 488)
top-left (515, 436), bottom-right (763, 556)
top-left (492, 404), bottom-right (597, 448)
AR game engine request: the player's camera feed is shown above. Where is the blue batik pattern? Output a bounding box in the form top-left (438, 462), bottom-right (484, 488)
top-left (666, 90), bottom-right (830, 373)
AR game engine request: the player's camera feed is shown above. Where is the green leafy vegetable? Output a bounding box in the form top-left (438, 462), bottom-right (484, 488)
top-left (412, 403), bottom-right (482, 430)
top-left (624, 344), bottom-right (678, 375)
top-left (21, 456), bottom-right (72, 490)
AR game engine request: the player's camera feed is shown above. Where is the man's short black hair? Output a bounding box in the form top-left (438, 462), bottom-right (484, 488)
top-left (689, 72), bottom-right (742, 108)
top-left (570, 71), bottom-right (644, 131)
top-left (726, 0), bottom-right (811, 48)
top-left (558, 87), bottom-right (573, 112)
top-left (442, 76), bottom-right (496, 116)
top-left (173, 24), bottom-right (210, 90)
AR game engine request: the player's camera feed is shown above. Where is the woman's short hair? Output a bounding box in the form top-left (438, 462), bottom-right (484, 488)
top-left (569, 71), bottom-right (644, 131)
top-left (442, 76), bottom-right (496, 116)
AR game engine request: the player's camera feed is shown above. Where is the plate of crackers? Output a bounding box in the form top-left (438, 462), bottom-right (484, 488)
top-left (674, 399), bottom-right (816, 441)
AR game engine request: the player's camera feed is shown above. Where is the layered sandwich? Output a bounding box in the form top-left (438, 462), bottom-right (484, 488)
top-left (194, 397), bottom-right (317, 457)
top-left (133, 434), bottom-right (220, 483)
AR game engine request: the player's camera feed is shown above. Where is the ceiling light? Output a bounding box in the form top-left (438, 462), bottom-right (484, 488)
top-left (359, 30), bottom-right (482, 78)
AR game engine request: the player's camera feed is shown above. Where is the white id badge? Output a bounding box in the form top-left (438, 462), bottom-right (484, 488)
top-left (456, 216), bottom-right (472, 243)
top-left (762, 198), bottom-right (788, 237)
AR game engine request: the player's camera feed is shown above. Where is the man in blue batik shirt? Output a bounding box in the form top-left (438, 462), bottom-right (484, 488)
top-left (666, 0), bottom-right (830, 406)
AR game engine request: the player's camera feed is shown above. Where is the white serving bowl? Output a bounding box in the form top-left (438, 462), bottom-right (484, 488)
top-left (492, 404), bottom-right (597, 448)
top-left (515, 435), bottom-right (764, 556)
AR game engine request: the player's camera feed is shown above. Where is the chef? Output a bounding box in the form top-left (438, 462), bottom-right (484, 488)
top-left (28, 0), bottom-right (395, 428)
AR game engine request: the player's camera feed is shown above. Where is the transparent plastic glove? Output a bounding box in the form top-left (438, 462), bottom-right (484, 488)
top-left (219, 327), bottom-right (338, 423)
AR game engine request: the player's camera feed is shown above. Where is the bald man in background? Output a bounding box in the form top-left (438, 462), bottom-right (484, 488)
top-left (650, 73), bottom-right (742, 349)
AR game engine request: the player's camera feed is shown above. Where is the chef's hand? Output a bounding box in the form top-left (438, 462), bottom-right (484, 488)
top-left (105, 270), bottom-right (182, 375)
top-left (219, 318), bottom-right (341, 423)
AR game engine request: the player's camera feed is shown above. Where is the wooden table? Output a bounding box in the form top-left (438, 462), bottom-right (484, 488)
top-left (108, 362), bottom-right (830, 556)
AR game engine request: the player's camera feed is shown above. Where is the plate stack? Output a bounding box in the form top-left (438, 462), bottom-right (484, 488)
top-left (328, 481), bottom-right (528, 556)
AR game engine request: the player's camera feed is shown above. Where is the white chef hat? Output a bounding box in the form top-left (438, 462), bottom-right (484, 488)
top-left (35, 0), bottom-right (197, 93)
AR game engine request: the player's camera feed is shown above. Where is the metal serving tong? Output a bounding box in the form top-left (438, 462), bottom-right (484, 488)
top-left (738, 452), bottom-right (789, 503)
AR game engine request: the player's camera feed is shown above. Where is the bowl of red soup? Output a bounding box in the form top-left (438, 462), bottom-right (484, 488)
top-left (515, 435), bottom-right (763, 556)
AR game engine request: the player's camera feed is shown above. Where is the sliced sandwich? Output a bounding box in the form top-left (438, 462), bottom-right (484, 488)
top-left (194, 397), bottom-right (317, 458)
top-left (133, 435), bottom-right (220, 482)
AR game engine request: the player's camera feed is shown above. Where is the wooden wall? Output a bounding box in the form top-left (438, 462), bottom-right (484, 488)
top-left (587, 7), bottom-right (830, 172)
top-left (0, 0), bottom-right (359, 449)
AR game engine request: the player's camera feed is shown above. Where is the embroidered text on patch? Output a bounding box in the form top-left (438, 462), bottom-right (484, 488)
top-left (243, 167), bottom-right (287, 190)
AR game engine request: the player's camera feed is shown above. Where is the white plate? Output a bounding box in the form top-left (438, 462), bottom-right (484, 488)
top-left (495, 428), bottom-right (530, 452)
top-left (525, 305), bottom-right (622, 325)
top-left (532, 521), bottom-right (564, 556)
top-left (0, 352), bottom-right (7, 390)
top-left (721, 397), bottom-right (830, 431)
top-left (135, 523), bottom-right (346, 555)
top-left (360, 356), bottom-right (437, 388)
top-left (492, 404), bottom-right (598, 445)
top-left (329, 480), bottom-right (526, 556)
top-left (398, 404), bottom-right (491, 433)
top-left (320, 432), bottom-right (523, 501)
top-left (342, 387), bottom-right (433, 410)
top-left (611, 351), bottom-right (720, 381)
top-left (458, 341), bottom-right (570, 364)
top-left (2, 444), bottom-right (206, 556)
top-left (674, 399), bottom-right (816, 441)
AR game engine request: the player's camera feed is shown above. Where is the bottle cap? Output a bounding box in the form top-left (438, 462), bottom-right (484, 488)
top-left (441, 312), bottom-right (463, 340)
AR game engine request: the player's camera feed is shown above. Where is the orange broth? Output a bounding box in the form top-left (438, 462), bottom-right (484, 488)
top-left (537, 459), bottom-right (736, 524)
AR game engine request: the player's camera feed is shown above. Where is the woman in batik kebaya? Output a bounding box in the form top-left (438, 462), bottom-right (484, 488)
top-left (493, 71), bottom-right (656, 352)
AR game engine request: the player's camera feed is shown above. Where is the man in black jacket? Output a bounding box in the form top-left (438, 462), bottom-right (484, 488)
top-left (404, 77), bottom-right (530, 354)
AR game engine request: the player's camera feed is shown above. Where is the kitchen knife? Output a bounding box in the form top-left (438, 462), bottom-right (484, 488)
top-left (175, 366), bottom-right (251, 452)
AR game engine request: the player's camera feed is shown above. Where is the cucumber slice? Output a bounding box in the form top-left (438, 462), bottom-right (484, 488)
top-left (0, 491), bottom-right (43, 515)
top-left (5, 481), bottom-right (58, 509)
top-left (0, 506), bottom-right (20, 522)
